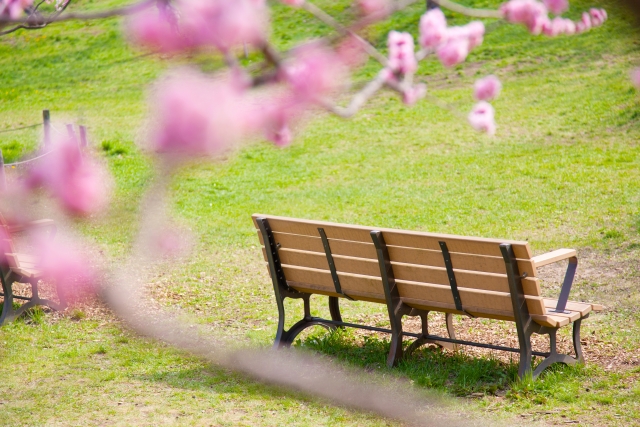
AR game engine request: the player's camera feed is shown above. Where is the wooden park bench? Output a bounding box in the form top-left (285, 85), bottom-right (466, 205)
top-left (252, 214), bottom-right (603, 379)
top-left (0, 214), bottom-right (65, 326)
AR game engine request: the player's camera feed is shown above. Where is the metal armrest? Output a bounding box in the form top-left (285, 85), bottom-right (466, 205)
top-left (533, 249), bottom-right (577, 314)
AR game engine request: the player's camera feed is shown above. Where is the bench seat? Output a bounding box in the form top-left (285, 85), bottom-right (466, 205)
top-left (1, 217), bottom-right (64, 325)
top-left (253, 214), bottom-right (603, 379)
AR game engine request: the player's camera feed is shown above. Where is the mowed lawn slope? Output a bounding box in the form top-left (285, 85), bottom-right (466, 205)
top-left (1, 0), bottom-right (639, 425)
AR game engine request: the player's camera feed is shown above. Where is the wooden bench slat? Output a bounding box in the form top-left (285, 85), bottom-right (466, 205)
top-left (253, 215), bottom-right (532, 258)
top-left (272, 248), bottom-right (541, 296)
top-left (279, 265), bottom-right (547, 316)
top-left (542, 299), bottom-right (592, 317)
top-left (532, 249), bottom-right (576, 268)
top-left (259, 231), bottom-right (536, 276)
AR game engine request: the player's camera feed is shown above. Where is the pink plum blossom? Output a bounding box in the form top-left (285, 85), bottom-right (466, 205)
top-left (402, 84), bottom-right (427, 106)
top-left (437, 37), bottom-right (469, 67)
top-left (149, 227), bottom-right (193, 259)
top-left (127, 0), bottom-right (268, 52)
top-left (280, 0), bottom-right (305, 6)
top-left (26, 135), bottom-right (111, 216)
top-left (150, 69), bottom-right (250, 157)
top-left (501, 0), bottom-right (549, 35)
top-left (542, 16), bottom-right (566, 37)
top-left (283, 44), bottom-right (346, 102)
top-left (267, 123), bottom-right (293, 147)
top-left (33, 236), bottom-right (97, 304)
top-left (463, 21), bottom-right (485, 49)
top-left (563, 18), bottom-right (576, 35)
top-left (474, 75), bottom-right (502, 101)
top-left (336, 35), bottom-right (368, 69)
top-left (387, 31), bottom-right (417, 75)
top-left (127, 5), bottom-right (184, 53)
top-left (358, 0), bottom-right (391, 17)
top-left (542, 0), bottom-right (567, 15)
top-left (418, 8), bottom-right (448, 48)
top-left (0, 226), bottom-right (12, 260)
top-left (181, 0), bottom-right (268, 51)
top-left (468, 101), bottom-right (496, 135)
top-left (589, 8), bottom-right (607, 27)
top-left (630, 67), bottom-right (640, 90)
top-left (0, 0), bottom-right (33, 19)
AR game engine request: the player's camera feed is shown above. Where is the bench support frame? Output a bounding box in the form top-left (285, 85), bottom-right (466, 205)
top-left (256, 218), bottom-right (585, 380)
top-left (0, 270), bottom-right (65, 325)
top-left (500, 243), bottom-right (585, 379)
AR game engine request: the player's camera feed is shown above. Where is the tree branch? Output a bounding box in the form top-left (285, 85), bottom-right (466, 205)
top-left (432, 0), bottom-right (502, 19)
top-left (0, 0), bottom-right (156, 35)
top-left (301, 1), bottom-right (388, 66)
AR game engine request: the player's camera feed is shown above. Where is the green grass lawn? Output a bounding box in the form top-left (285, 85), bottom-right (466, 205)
top-left (1, 0), bottom-right (640, 425)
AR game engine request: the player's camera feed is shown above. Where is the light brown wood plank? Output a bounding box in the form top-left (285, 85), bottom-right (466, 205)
top-left (257, 231), bottom-right (536, 275)
top-left (532, 249), bottom-right (577, 268)
top-left (531, 314), bottom-right (570, 328)
top-left (267, 248), bottom-right (541, 296)
top-left (543, 299), bottom-right (592, 317)
top-left (253, 214), bottom-right (532, 258)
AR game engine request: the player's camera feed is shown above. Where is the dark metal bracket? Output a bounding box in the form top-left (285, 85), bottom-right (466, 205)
top-left (549, 256), bottom-right (577, 314)
top-left (439, 241), bottom-right (474, 318)
top-left (256, 217), bottom-right (341, 347)
top-left (500, 243), bottom-right (584, 379)
top-left (317, 228), bottom-right (354, 301)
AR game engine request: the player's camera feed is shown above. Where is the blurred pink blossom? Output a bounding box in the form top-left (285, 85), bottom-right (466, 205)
top-left (127, 5), bottom-right (184, 53)
top-left (468, 101), bottom-right (496, 135)
top-left (34, 237), bottom-right (98, 304)
top-left (150, 69), bottom-right (250, 157)
top-left (150, 228), bottom-right (193, 259)
top-left (267, 124), bottom-right (293, 147)
top-left (387, 31), bottom-right (417, 75)
top-left (501, 0), bottom-right (549, 35)
top-left (630, 67), bottom-right (640, 90)
top-left (418, 8), bottom-right (448, 48)
top-left (463, 21), bottom-right (485, 49)
top-left (26, 136), bottom-right (111, 216)
top-left (0, 226), bottom-right (12, 260)
top-left (402, 84), bottom-right (427, 106)
top-left (437, 37), bottom-right (469, 67)
top-left (181, 0), bottom-right (268, 51)
top-left (336, 35), bottom-right (368, 69)
top-left (576, 11), bottom-right (592, 33)
top-left (283, 44), bottom-right (346, 103)
top-left (358, 0), bottom-right (391, 17)
top-left (0, 0), bottom-right (33, 19)
top-left (589, 8), bottom-right (607, 27)
top-left (542, 0), bottom-right (567, 15)
top-left (474, 75), bottom-right (502, 101)
top-left (563, 18), bottom-right (576, 35)
top-left (127, 0), bottom-right (268, 52)
top-left (280, 0), bottom-right (305, 6)
top-left (542, 16), bottom-right (566, 36)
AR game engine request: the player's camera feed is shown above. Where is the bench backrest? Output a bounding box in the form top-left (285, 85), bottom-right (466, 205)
top-left (253, 214), bottom-right (548, 321)
top-left (0, 213), bottom-right (20, 270)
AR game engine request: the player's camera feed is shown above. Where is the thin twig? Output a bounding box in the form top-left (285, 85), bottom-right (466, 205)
top-left (301, 1), bottom-right (388, 66)
top-left (432, 0), bottom-right (502, 19)
top-left (321, 72), bottom-right (388, 118)
top-left (0, 0), bottom-right (155, 35)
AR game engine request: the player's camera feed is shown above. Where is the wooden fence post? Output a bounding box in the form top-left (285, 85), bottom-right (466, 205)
top-left (43, 109), bottom-right (51, 149)
top-left (79, 125), bottom-right (87, 148)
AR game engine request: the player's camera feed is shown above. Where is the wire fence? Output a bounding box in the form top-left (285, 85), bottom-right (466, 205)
top-left (0, 123), bottom-right (42, 134)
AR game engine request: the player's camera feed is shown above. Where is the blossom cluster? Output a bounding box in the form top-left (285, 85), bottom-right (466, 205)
top-left (0, 0), bottom-right (33, 19)
top-left (419, 9), bottom-right (485, 68)
top-left (501, 0), bottom-right (607, 36)
top-left (128, 0), bottom-right (268, 53)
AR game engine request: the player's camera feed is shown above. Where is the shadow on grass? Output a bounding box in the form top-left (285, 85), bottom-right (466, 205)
top-left (294, 328), bottom-right (590, 398)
